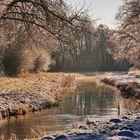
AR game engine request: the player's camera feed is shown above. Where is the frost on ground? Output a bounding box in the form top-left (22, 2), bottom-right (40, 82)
top-left (101, 71), bottom-right (140, 99)
top-left (0, 72), bottom-right (75, 119)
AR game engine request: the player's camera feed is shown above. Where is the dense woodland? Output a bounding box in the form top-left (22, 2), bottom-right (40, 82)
top-left (0, 0), bottom-right (139, 75)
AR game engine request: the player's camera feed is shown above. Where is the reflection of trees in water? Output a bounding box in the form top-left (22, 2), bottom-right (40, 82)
top-left (61, 82), bottom-right (117, 115)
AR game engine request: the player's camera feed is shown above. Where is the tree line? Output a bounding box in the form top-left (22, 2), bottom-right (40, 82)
top-left (0, 0), bottom-right (139, 76)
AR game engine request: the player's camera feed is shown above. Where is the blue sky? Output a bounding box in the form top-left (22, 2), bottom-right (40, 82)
top-left (66, 0), bottom-right (122, 29)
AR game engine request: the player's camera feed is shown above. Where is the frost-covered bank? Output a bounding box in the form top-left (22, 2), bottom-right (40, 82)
top-left (0, 72), bottom-right (75, 119)
top-left (101, 71), bottom-right (140, 98)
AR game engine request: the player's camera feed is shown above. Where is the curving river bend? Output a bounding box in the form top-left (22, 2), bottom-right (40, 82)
top-left (0, 73), bottom-right (137, 139)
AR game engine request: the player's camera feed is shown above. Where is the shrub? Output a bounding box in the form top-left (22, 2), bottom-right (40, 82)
top-left (3, 47), bottom-right (54, 76)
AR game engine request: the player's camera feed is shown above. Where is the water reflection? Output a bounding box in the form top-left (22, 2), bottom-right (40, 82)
top-left (0, 76), bottom-right (139, 139)
top-left (61, 82), bottom-right (117, 116)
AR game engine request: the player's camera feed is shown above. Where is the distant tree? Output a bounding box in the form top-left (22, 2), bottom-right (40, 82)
top-left (109, 0), bottom-right (140, 69)
top-left (52, 15), bottom-right (98, 71)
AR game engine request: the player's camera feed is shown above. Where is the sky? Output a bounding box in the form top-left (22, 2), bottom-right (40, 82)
top-left (66, 0), bottom-right (122, 29)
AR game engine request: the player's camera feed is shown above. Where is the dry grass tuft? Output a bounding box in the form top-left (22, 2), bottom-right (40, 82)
top-left (60, 74), bottom-right (75, 87)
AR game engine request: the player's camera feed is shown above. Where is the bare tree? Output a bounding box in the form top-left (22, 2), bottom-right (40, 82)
top-left (109, 0), bottom-right (140, 68)
top-left (0, 0), bottom-right (86, 42)
top-left (0, 0), bottom-right (90, 75)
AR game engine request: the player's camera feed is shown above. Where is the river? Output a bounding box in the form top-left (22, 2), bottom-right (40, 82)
top-left (0, 73), bottom-right (137, 139)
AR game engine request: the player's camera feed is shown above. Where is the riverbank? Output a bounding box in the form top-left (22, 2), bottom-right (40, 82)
top-left (0, 72), bottom-right (75, 119)
top-left (101, 71), bottom-right (140, 99)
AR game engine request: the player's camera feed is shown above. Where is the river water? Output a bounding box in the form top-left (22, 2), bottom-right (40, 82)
top-left (0, 73), bottom-right (137, 139)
